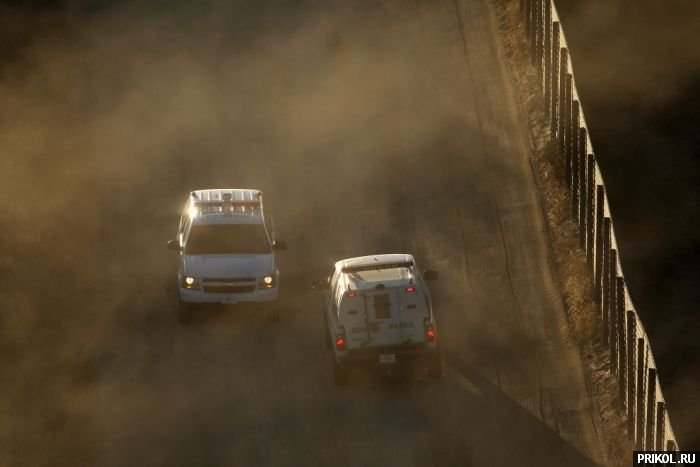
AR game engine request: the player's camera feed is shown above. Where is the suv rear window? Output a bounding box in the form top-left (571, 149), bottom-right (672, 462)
top-left (346, 267), bottom-right (411, 283)
top-left (186, 224), bottom-right (270, 255)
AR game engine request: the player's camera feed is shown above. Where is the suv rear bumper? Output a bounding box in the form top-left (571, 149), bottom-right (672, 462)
top-left (335, 343), bottom-right (438, 368)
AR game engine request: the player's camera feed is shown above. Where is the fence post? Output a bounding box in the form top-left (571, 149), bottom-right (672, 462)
top-left (586, 156), bottom-right (596, 269)
top-left (569, 101), bottom-right (580, 199)
top-left (550, 23), bottom-right (560, 134)
top-left (558, 51), bottom-right (568, 148)
top-left (609, 249), bottom-right (618, 372)
top-left (578, 129), bottom-right (587, 245)
top-left (601, 218), bottom-right (611, 345)
top-left (645, 368), bottom-right (657, 450)
top-left (655, 401), bottom-right (666, 451)
top-left (636, 338), bottom-right (647, 448)
top-left (543, 1), bottom-right (552, 119)
top-left (617, 277), bottom-right (626, 404)
top-left (594, 185), bottom-right (605, 298)
top-left (563, 81), bottom-right (572, 179)
top-left (627, 310), bottom-right (636, 436)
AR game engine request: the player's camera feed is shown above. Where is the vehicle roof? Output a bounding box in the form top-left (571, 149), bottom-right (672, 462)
top-left (335, 254), bottom-right (417, 291)
top-left (335, 254), bottom-right (414, 270)
top-left (189, 188), bottom-right (265, 226)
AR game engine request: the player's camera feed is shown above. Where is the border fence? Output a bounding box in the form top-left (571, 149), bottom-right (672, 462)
top-left (518, 0), bottom-right (679, 451)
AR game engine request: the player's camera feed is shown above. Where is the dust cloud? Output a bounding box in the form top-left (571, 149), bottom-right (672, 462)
top-left (557, 0), bottom-right (700, 106)
top-left (0, 1), bottom-right (489, 465)
top-left (556, 0), bottom-right (700, 449)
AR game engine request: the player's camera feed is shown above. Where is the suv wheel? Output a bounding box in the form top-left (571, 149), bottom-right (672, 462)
top-left (178, 300), bottom-right (192, 325)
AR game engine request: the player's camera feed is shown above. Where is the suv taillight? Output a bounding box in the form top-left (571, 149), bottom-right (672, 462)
top-left (425, 324), bottom-right (436, 342)
top-left (335, 334), bottom-right (346, 350)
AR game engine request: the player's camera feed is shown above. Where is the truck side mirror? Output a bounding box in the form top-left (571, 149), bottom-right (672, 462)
top-left (312, 280), bottom-right (329, 291)
top-left (166, 239), bottom-right (182, 251)
top-left (423, 270), bottom-right (439, 281)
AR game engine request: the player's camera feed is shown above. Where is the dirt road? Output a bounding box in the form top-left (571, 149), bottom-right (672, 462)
top-left (1, 0), bottom-right (607, 465)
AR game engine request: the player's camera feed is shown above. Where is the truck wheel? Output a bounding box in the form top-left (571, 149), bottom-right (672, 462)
top-left (267, 300), bottom-right (280, 323)
top-left (178, 301), bottom-right (192, 325)
top-left (427, 350), bottom-right (442, 378)
top-left (333, 359), bottom-right (348, 386)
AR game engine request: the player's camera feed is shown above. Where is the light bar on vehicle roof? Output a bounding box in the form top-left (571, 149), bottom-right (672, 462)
top-left (193, 200), bottom-right (262, 214)
top-left (341, 261), bottom-right (414, 273)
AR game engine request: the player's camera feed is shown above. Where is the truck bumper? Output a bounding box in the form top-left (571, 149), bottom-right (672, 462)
top-left (335, 343), bottom-right (438, 368)
top-left (179, 286), bottom-right (279, 306)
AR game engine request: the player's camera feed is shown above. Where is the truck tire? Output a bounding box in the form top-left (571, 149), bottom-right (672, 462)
top-left (333, 359), bottom-right (348, 386)
top-left (178, 300), bottom-right (192, 325)
top-left (427, 349), bottom-right (442, 378)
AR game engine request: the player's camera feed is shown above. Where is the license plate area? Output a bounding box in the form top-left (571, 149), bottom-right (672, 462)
top-left (379, 354), bottom-right (396, 364)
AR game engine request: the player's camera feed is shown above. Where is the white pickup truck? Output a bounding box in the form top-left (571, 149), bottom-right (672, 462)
top-left (167, 189), bottom-right (286, 324)
top-left (313, 254), bottom-right (442, 385)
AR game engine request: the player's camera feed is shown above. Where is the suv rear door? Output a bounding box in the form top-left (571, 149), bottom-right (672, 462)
top-left (352, 287), bottom-right (425, 348)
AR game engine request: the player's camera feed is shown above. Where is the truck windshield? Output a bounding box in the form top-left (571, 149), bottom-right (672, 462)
top-left (186, 224), bottom-right (271, 255)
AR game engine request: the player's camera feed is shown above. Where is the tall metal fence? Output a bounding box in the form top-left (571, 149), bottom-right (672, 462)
top-left (518, 0), bottom-right (679, 451)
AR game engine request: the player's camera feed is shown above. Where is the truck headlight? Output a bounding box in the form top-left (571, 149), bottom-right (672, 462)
top-left (259, 275), bottom-right (275, 288)
top-left (182, 276), bottom-right (200, 289)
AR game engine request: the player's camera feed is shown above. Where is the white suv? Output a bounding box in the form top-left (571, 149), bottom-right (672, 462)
top-left (167, 189), bottom-right (286, 323)
top-left (312, 254), bottom-right (441, 385)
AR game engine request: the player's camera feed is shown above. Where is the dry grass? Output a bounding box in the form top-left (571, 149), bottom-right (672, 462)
top-left (493, 0), bottom-right (635, 465)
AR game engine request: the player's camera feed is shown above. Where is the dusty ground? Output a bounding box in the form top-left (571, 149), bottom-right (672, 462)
top-left (1, 0), bottom-right (608, 465)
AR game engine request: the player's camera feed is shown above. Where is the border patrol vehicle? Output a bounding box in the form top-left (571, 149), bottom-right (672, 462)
top-left (167, 189), bottom-right (286, 324)
top-left (312, 254), bottom-right (441, 384)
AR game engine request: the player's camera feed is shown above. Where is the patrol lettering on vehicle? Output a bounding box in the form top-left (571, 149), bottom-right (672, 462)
top-left (389, 322), bottom-right (415, 330)
top-left (352, 326), bottom-right (368, 334)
